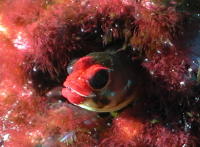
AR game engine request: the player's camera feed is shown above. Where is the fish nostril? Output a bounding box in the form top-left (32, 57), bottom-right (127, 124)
top-left (89, 69), bottom-right (109, 90)
top-left (67, 65), bottom-right (73, 74)
top-left (67, 59), bottom-right (78, 74)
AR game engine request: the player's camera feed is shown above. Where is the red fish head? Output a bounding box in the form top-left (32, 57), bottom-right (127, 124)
top-left (61, 51), bottom-right (137, 112)
top-left (62, 56), bottom-right (110, 104)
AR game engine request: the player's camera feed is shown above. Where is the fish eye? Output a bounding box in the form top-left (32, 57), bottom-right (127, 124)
top-left (89, 69), bottom-right (109, 90)
top-left (67, 59), bottom-right (77, 74)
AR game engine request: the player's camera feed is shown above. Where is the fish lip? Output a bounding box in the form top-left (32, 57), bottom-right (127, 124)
top-left (65, 86), bottom-right (96, 98)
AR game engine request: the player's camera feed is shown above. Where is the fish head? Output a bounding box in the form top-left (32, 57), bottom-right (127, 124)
top-left (62, 52), bottom-right (137, 112)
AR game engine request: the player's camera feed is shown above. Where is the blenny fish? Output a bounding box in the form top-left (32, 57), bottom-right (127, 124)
top-left (60, 51), bottom-right (145, 112)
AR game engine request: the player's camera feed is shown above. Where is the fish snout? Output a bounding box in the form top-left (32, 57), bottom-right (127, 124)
top-left (62, 62), bottom-right (111, 105)
top-left (62, 86), bottom-right (96, 104)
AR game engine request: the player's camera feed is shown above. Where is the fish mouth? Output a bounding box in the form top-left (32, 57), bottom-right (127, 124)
top-left (65, 86), bottom-right (96, 98)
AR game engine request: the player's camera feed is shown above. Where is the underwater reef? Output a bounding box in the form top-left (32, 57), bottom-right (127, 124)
top-left (0, 0), bottom-right (200, 146)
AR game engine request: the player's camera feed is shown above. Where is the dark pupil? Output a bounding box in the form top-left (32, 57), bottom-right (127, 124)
top-left (89, 69), bottom-right (109, 89)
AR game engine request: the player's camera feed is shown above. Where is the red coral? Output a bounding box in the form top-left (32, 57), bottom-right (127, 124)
top-left (143, 50), bottom-right (191, 91)
top-left (1, 0), bottom-right (44, 26)
top-left (100, 103), bottom-right (199, 146)
top-left (131, 3), bottom-right (183, 55)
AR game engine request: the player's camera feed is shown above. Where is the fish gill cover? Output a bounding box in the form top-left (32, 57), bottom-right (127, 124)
top-left (0, 0), bottom-right (199, 146)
